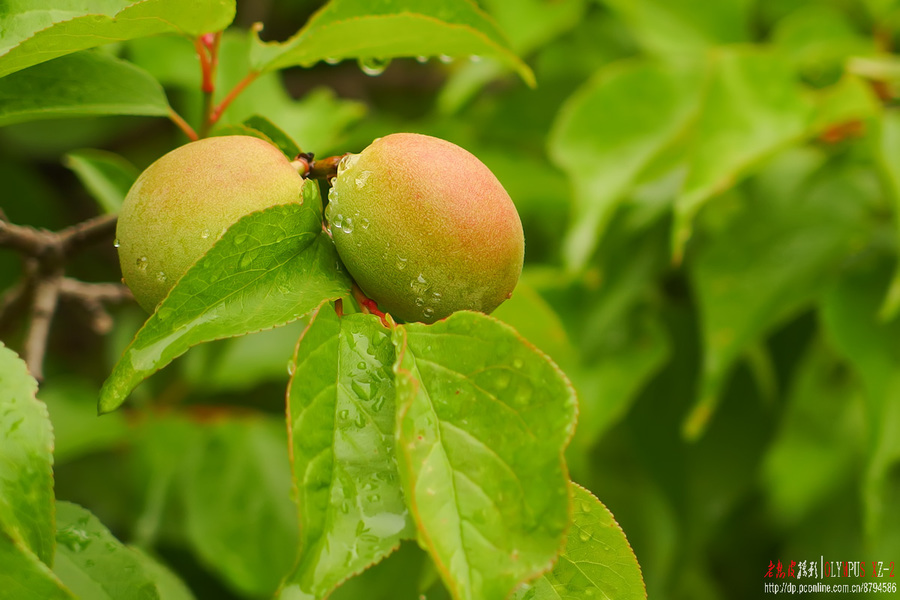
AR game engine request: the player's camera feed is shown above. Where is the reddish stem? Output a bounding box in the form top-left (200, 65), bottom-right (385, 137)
top-left (168, 108), bottom-right (199, 141)
top-left (209, 71), bottom-right (260, 126)
top-left (351, 282), bottom-right (389, 327)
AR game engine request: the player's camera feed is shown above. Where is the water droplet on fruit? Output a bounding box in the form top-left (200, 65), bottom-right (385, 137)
top-left (410, 273), bottom-right (428, 295)
top-left (395, 256), bottom-right (408, 270)
top-left (360, 218), bottom-right (370, 230)
top-left (324, 56), bottom-right (340, 65)
top-left (113, 238), bottom-right (120, 248)
top-left (136, 256), bottom-right (148, 271)
top-left (415, 297), bottom-right (425, 307)
top-left (423, 307), bottom-right (435, 319)
top-left (431, 292), bottom-right (442, 304)
top-left (156, 271), bottom-right (167, 283)
top-left (439, 54), bottom-right (454, 64)
top-left (358, 56), bottom-right (390, 76)
top-left (355, 170), bottom-right (371, 189)
top-left (200, 229), bottom-right (210, 239)
top-left (332, 212), bottom-right (344, 230)
top-left (337, 153), bottom-right (359, 175)
top-left (342, 217), bottom-right (354, 233)
top-left (416, 55), bottom-right (429, 63)
top-left (470, 55), bottom-right (482, 62)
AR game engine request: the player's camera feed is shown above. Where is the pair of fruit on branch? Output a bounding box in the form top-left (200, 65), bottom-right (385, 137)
top-left (117, 133), bottom-right (525, 322)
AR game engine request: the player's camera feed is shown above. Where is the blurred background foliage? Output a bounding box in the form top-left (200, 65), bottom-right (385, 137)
top-left (2, 0), bottom-right (900, 598)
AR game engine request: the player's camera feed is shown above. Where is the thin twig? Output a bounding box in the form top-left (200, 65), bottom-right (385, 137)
top-left (306, 154), bottom-right (350, 180)
top-left (59, 213), bottom-right (118, 255)
top-left (0, 221), bottom-right (54, 257)
top-left (23, 270), bottom-right (62, 381)
top-left (168, 107), bottom-right (199, 141)
top-left (209, 71), bottom-right (259, 125)
top-left (59, 279), bottom-right (132, 335)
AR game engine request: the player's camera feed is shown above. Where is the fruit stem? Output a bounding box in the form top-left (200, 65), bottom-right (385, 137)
top-left (351, 282), bottom-right (390, 327)
top-left (168, 108), bottom-right (199, 141)
top-left (303, 153), bottom-right (350, 180)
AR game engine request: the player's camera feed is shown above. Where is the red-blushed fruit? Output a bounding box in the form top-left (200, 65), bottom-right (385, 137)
top-left (327, 133), bottom-right (524, 323)
top-left (116, 136), bottom-right (306, 312)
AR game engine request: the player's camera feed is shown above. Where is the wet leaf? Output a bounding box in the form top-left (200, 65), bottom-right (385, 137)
top-left (249, 0), bottom-right (534, 86)
top-left (99, 187), bottom-right (351, 414)
top-left (0, 0), bottom-right (235, 78)
top-left (0, 343), bottom-right (55, 565)
top-left (280, 309), bottom-right (414, 599)
top-left (0, 530), bottom-right (73, 600)
top-left (0, 51), bottom-right (169, 127)
top-left (392, 312), bottom-right (577, 600)
top-left (512, 483), bottom-right (646, 600)
top-left (52, 502), bottom-right (159, 600)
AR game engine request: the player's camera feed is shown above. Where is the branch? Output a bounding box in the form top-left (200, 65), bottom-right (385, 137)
top-left (23, 270), bottom-right (62, 381)
top-left (59, 213), bottom-right (118, 255)
top-left (209, 71), bottom-right (259, 126)
top-left (168, 108), bottom-right (199, 141)
top-left (59, 278), bottom-right (133, 335)
top-left (303, 153), bottom-right (351, 181)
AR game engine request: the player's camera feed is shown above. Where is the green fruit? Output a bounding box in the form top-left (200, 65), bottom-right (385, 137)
top-left (327, 133), bottom-right (524, 323)
top-left (116, 136), bottom-right (305, 312)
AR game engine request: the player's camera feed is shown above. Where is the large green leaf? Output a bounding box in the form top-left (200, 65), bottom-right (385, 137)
top-left (392, 312), bottom-right (577, 600)
top-left (280, 309), bottom-right (414, 600)
top-left (673, 49), bottom-right (813, 260)
top-left (512, 483), bottom-right (646, 600)
top-left (0, 343), bottom-right (55, 566)
top-left (874, 110), bottom-right (900, 320)
top-left (0, 0), bottom-right (236, 79)
top-left (685, 149), bottom-right (871, 438)
top-left (99, 188), bottom-right (351, 414)
top-left (761, 340), bottom-right (864, 525)
top-left (182, 419), bottom-right (298, 597)
top-left (602, 0), bottom-right (751, 57)
top-left (64, 149), bottom-right (139, 214)
top-left (0, 531), bottom-right (73, 600)
top-left (820, 258), bottom-right (900, 556)
top-left (549, 59), bottom-right (700, 271)
top-left (53, 502), bottom-right (160, 600)
top-left (249, 0), bottom-right (534, 86)
top-left (0, 51), bottom-right (169, 127)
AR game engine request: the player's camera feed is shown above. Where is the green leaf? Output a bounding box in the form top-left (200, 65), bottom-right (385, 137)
top-left (99, 189), bottom-right (352, 414)
top-left (512, 482), bottom-right (646, 600)
top-left (130, 548), bottom-right (197, 600)
top-left (249, 0), bottom-right (535, 87)
top-left (684, 149), bottom-right (871, 439)
top-left (673, 49), bottom-right (814, 260)
top-left (820, 258), bottom-right (900, 555)
top-left (52, 501), bottom-right (160, 600)
top-left (602, 0), bottom-right (751, 57)
top-left (761, 340), bottom-right (864, 525)
top-left (182, 419), bottom-right (298, 597)
top-left (0, 531), bottom-right (74, 600)
top-left (874, 110), bottom-right (900, 320)
top-left (392, 312), bottom-right (577, 600)
top-left (0, 51), bottom-right (170, 127)
top-left (0, 0), bottom-right (236, 79)
top-left (280, 309), bottom-right (414, 600)
top-left (63, 149), bottom-right (139, 214)
top-left (243, 115), bottom-right (301, 158)
top-left (0, 343), bottom-right (55, 566)
top-left (549, 60), bottom-right (701, 271)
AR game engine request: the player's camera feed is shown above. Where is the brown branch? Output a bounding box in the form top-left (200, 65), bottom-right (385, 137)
top-left (0, 220), bottom-right (54, 257)
top-left (59, 278), bottom-right (132, 335)
top-left (305, 153), bottom-right (350, 181)
top-left (23, 270), bottom-right (62, 381)
top-left (59, 213), bottom-right (118, 255)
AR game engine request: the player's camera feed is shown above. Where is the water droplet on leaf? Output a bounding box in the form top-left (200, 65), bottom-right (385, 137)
top-left (358, 56), bottom-right (391, 76)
